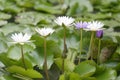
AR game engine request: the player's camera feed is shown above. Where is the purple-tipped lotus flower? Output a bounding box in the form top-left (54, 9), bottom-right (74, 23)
top-left (96, 30), bottom-right (103, 38)
top-left (74, 21), bottom-right (88, 29)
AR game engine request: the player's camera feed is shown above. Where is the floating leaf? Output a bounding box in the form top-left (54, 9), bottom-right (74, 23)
top-left (116, 75), bottom-right (120, 80)
top-left (7, 44), bottom-right (35, 60)
top-left (0, 12), bottom-right (11, 20)
top-left (7, 66), bottom-right (43, 78)
top-left (0, 20), bottom-right (8, 26)
top-left (15, 0), bottom-right (35, 8)
top-left (0, 53), bottom-right (18, 67)
top-left (1, 23), bottom-right (25, 35)
top-left (69, 72), bottom-right (82, 80)
top-left (0, 40), bottom-right (8, 53)
top-left (15, 12), bottom-right (54, 25)
top-left (74, 61), bottom-right (96, 77)
top-left (34, 4), bottom-right (62, 14)
top-left (0, 75), bottom-right (18, 80)
top-left (95, 69), bottom-right (117, 80)
top-left (3, 1), bottom-right (23, 13)
top-left (55, 58), bottom-right (75, 72)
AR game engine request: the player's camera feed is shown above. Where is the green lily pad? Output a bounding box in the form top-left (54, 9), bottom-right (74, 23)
top-left (116, 75), bottom-right (120, 80)
top-left (15, 0), bottom-right (35, 8)
top-left (7, 65), bottom-right (43, 78)
top-left (95, 69), bottom-right (117, 80)
top-left (69, 72), bottom-right (82, 80)
top-left (1, 23), bottom-right (25, 35)
top-left (3, 1), bottom-right (23, 13)
top-left (59, 72), bottom-right (82, 80)
top-left (15, 11), bottom-right (54, 25)
top-left (0, 12), bottom-right (11, 20)
top-left (55, 58), bottom-right (75, 72)
top-left (34, 4), bottom-right (62, 14)
top-left (0, 20), bottom-right (8, 26)
top-left (0, 40), bottom-right (8, 53)
top-left (7, 44), bottom-right (35, 60)
top-left (74, 61), bottom-right (96, 77)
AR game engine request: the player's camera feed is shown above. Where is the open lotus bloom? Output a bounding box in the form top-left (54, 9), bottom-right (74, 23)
top-left (54, 16), bottom-right (75, 27)
top-left (84, 21), bottom-right (104, 31)
top-left (35, 27), bottom-right (55, 37)
top-left (11, 32), bottom-right (32, 45)
top-left (74, 21), bottom-right (88, 29)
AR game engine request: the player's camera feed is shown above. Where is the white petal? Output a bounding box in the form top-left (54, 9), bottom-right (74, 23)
top-left (11, 32), bottom-right (31, 44)
top-left (54, 16), bottom-right (75, 27)
top-left (35, 27), bottom-right (55, 37)
top-left (85, 21), bottom-right (104, 31)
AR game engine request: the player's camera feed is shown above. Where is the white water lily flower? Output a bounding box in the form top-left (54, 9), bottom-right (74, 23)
top-left (54, 16), bottom-right (75, 27)
top-left (11, 32), bottom-right (31, 45)
top-left (84, 21), bottom-right (104, 31)
top-left (35, 27), bottom-right (55, 37)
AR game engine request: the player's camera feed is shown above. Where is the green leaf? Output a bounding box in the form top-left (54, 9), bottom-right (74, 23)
top-left (116, 75), bottom-right (120, 80)
top-left (84, 13), bottom-right (112, 19)
top-left (0, 40), bottom-right (8, 53)
top-left (95, 65), bottom-right (106, 75)
top-left (12, 74), bottom-right (33, 80)
top-left (15, 11), bottom-right (54, 25)
top-left (81, 77), bottom-right (96, 80)
top-left (102, 61), bottom-right (120, 71)
top-left (69, 72), bottom-right (82, 80)
top-left (7, 66), bottom-right (43, 78)
top-left (0, 53), bottom-right (19, 67)
top-left (1, 23), bottom-right (25, 35)
top-left (25, 48), bottom-right (54, 69)
top-left (67, 0), bottom-right (93, 13)
top-left (95, 69), bottom-right (117, 80)
top-left (74, 61), bottom-right (96, 77)
top-left (34, 4), bottom-right (62, 14)
top-left (18, 58), bottom-right (33, 69)
top-left (0, 75), bottom-right (18, 80)
top-left (30, 35), bottom-right (61, 69)
top-left (66, 48), bottom-right (77, 63)
top-left (59, 74), bottom-right (65, 80)
top-left (15, 0), bottom-right (35, 8)
top-left (0, 20), bottom-right (8, 26)
top-left (0, 12), bottom-right (11, 20)
top-left (55, 58), bottom-right (75, 72)
top-left (104, 28), bottom-right (120, 42)
top-left (116, 46), bottom-right (120, 54)
top-left (15, 12), bottom-right (41, 25)
top-left (101, 0), bottom-right (118, 5)
top-left (3, 1), bottom-right (23, 13)
top-left (7, 45), bottom-right (21, 60)
top-left (7, 44), bottom-right (35, 60)
top-left (103, 20), bottom-right (120, 27)
top-left (66, 2), bottom-right (79, 16)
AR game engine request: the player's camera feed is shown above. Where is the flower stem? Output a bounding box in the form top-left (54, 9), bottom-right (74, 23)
top-left (62, 26), bottom-right (67, 73)
top-left (20, 45), bottom-right (27, 70)
top-left (43, 37), bottom-right (49, 80)
top-left (78, 29), bottom-right (83, 63)
top-left (97, 39), bottom-right (101, 64)
top-left (87, 31), bottom-right (95, 60)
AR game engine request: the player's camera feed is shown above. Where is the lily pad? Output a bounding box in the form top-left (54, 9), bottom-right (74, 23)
top-left (7, 65), bottom-right (43, 78)
top-left (95, 69), bottom-right (117, 80)
top-left (74, 61), bottom-right (96, 77)
top-left (0, 12), bottom-right (11, 20)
